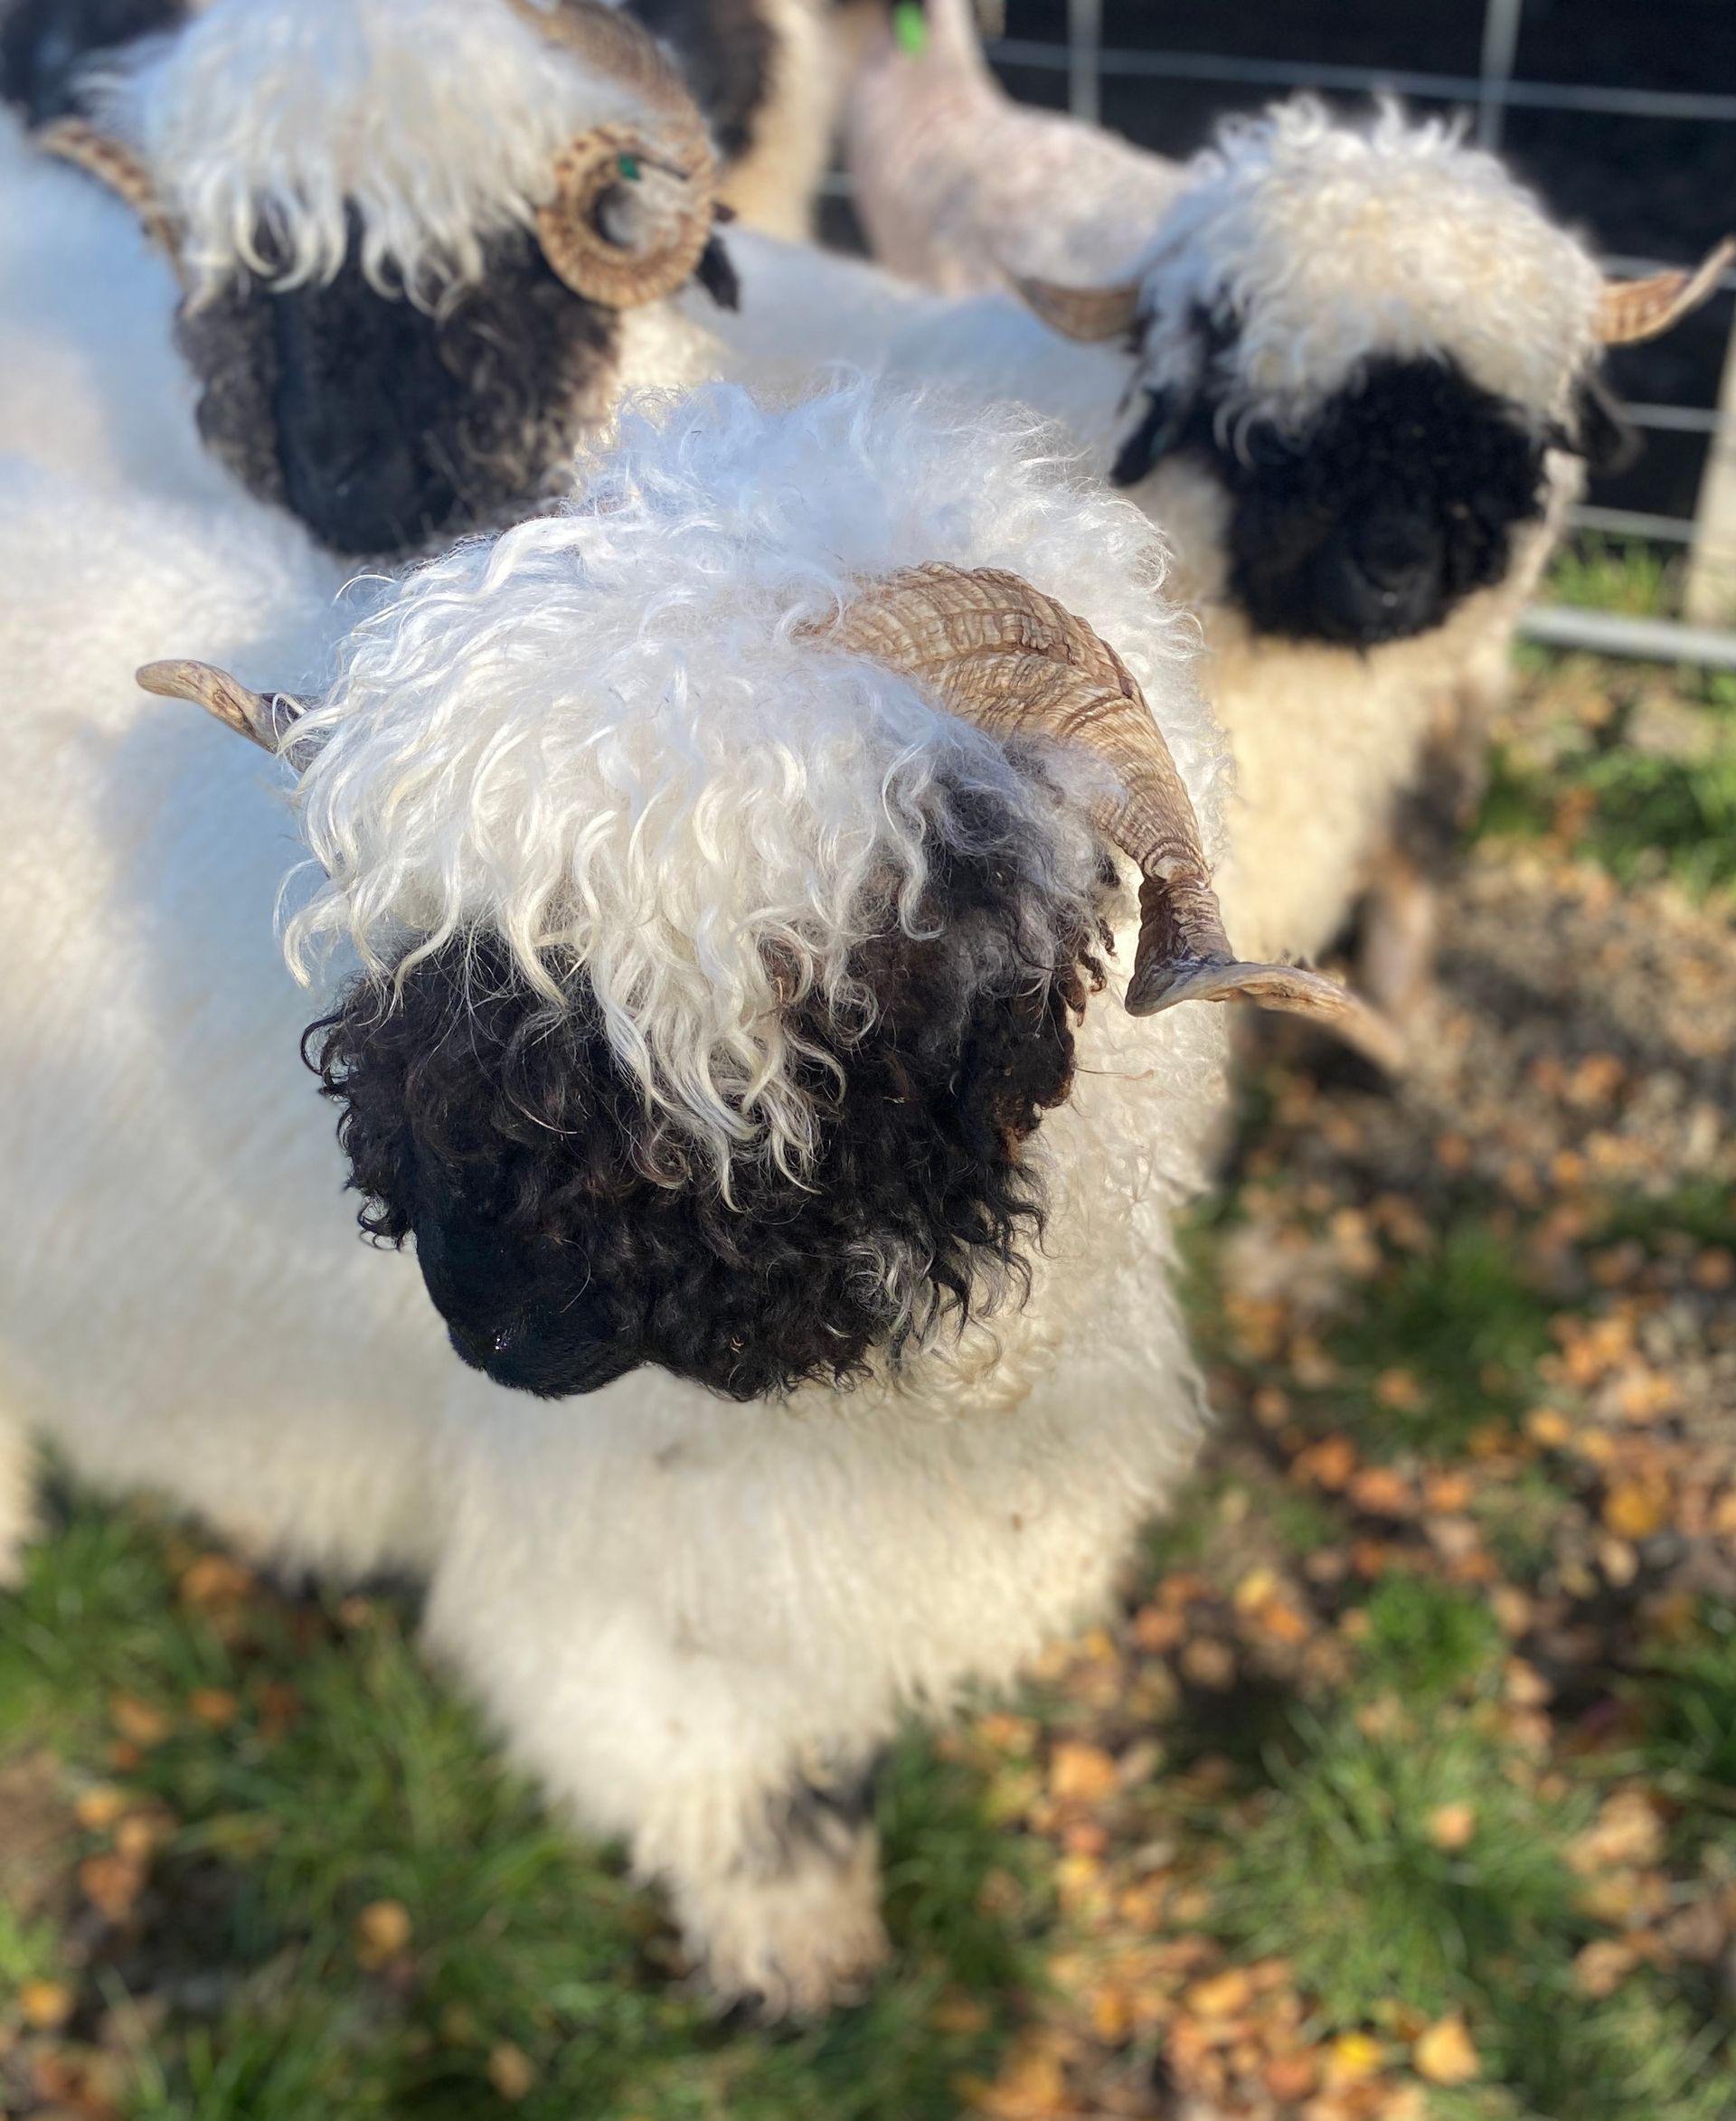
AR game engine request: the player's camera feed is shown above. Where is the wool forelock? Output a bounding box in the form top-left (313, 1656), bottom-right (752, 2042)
top-left (1133, 98), bottom-right (1605, 434)
top-left (283, 375), bottom-right (1209, 1187)
top-left (90, 0), bottom-right (664, 301)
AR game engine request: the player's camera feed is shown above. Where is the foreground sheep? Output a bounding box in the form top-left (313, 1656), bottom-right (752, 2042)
top-left (807, 19), bottom-right (1731, 1003)
top-left (2, 0), bottom-right (734, 552)
top-left (0, 379), bottom-right (1368, 2013)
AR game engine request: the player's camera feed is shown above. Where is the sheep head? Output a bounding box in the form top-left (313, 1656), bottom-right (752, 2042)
top-left (33, 0), bottom-right (735, 554)
top-left (136, 407), bottom-right (1393, 1405)
top-left (1008, 99), bottom-right (1731, 650)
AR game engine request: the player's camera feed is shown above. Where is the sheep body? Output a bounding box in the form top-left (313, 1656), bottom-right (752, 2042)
top-left (0, 380), bottom-right (1228, 2009)
top-left (847, 0), bottom-right (1183, 291)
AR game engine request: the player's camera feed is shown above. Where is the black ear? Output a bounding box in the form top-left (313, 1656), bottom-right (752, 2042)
top-left (1571, 371), bottom-right (1640, 476)
top-left (1110, 387), bottom-right (1186, 487)
top-left (694, 232), bottom-right (741, 311)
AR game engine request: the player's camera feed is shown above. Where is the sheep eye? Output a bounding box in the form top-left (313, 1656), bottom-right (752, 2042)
top-left (618, 155), bottom-right (642, 182)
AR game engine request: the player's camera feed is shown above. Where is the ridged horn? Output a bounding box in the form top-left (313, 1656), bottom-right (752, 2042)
top-left (501, 0), bottom-right (718, 307)
top-left (1598, 237), bottom-right (1735, 345)
top-left (136, 660), bottom-right (307, 753)
top-left (1012, 272), bottom-right (1142, 344)
top-left (810, 564), bottom-right (1404, 1066)
top-left (35, 118), bottom-right (182, 270)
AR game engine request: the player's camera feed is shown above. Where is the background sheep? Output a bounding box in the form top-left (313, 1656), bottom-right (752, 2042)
top-left (0, 375), bottom-right (1373, 2013)
top-left (0, 0), bottom-right (185, 122)
top-left (742, 14), bottom-right (1731, 1010)
top-left (630, 0), bottom-right (849, 238)
top-left (0, 0), bottom-right (735, 553)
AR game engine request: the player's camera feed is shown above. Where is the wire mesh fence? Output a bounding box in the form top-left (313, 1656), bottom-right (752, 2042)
top-left (828, 0), bottom-right (1736, 667)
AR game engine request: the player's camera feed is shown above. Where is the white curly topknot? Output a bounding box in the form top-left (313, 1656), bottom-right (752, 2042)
top-left (283, 376), bottom-right (1212, 1182)
top-left (92, 0), bottom-right (658, 300)
top-left (1133, 98), bottom-right (1605, 432)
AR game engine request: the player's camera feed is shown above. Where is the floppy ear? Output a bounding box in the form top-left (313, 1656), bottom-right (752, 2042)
top-left (1111, 384), bottom-right (1192, 487)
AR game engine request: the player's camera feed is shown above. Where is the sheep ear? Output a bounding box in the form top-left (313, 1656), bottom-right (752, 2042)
top-left (1597, 237), bottom-right (1734, 344)
top-left (137, 660), bottom-right (307, 753)
top-left (1011, 273), bottom-right (1142, 344)
top-left (1110, 386), bottom-right (1189, 487)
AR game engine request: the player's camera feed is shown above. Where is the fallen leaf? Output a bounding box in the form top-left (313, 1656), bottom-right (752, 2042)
top-left (1412, 2015), bottom-right (1480, 2086)
top-left (1049, 1742), bottom-right (1119, 1805)
top-left (72, 1787), bottom-right (129, 1833)
top-left (78, 1852), bottom-right (146, 1923)
top-left (189, 1689), bottom-right (240, 1730)
top-left (178, 1554), bottom-right (258, 1611)
top-left (1325, 2030), bottom-right (1385, 2085)
top-left (354, 1899), bottom-right (412, 1971)
top-left (108, 1697), bottom-right (170, 1749)
top-left (1185, 1968), bottom-right (1253, 2019)
top-left (18, 1980), bottom-right (74, 2030)
top-left (1602, 1479), bottom-right (1671, 1541)
top-left (1574, 1938), bottom-right (1638, 1998)
top-left (1373, 1370), bottom-right (1424, 1412)
top-left (487, 2042), bottom-right (536, 2102)
top-left (1264, 2050), bottom-right (1319, 2101)
top-left (1180, 1638), bottom-right (1237, 1692)
top-left (1428, 1802), bottom-right (1477, 1852)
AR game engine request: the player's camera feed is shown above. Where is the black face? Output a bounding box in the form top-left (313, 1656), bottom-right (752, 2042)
top-left (0, 0), bottom-right (184, 122)
top-left (179, 217), bottom-right (731, 558)
top-left (307, 806), bottom-right (1107, 1401)
top-left (1114, 346), bottom-right (1564, 650)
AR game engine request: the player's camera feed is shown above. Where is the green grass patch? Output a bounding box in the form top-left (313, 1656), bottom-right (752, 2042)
top-left (1, 1494), bottom-right (1034, 2121)
top-left (1323, 1220), bottom-right (1555, 1456)
top-left (1544, 535), bottom-right (1679, 620)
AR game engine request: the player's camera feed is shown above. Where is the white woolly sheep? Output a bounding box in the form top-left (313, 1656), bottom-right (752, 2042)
top-left (0, 377), bottom-right (1371, 2014)
top-left (797, 17), bottom-right (1733, 1004)
top-left (1, 0), bottom-right (736, 553)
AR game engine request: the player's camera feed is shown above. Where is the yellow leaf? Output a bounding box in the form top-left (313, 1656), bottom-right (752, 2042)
top-left (1413, 2015), bottom-right (1481, 2086)
top-left (1049, 1741), bottom-right (1118, 1804)
top-left (18, 1980), bottom-right (73, 2031)
top-left (1428, 1802), bottom-right (1477, 1852)
top-left (487, 2042), bottom-right (536, 2102)
top-left (353, 1899), bottom-right (412, 1970)
top-left (1326, 2030), bottom-right (1385, 2084)
top-left (1184, 1967), bottom-right (1253, 2019)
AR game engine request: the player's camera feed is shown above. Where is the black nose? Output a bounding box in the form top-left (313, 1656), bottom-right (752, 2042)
top-left (1354, 514), bottom-right (1441, 595)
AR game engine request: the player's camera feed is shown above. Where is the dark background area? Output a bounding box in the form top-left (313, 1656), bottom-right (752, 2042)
top-left (828, 0), bottom-right (1736, 532)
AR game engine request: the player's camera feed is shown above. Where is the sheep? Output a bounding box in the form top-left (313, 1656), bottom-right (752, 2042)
top-left (805, 16), bottom-right (1735, 1005)
top-left (1, 0), bottom-right (737, 554)
top-left (629, 0), bottom-right (848, 239)
top-left (0, 374), bottom-right (1374, 2014)
top-left (0, 0), bottom-right (187, 123)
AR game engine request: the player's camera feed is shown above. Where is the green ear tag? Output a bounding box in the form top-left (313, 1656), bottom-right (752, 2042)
top-left (618, 153), bottom-right (642, 181)
top-left (892, 3), bottom-right (928, 56)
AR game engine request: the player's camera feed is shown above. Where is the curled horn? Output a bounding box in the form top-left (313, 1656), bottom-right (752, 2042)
top-left (35, 118), bottom-right (183, 271)
top-left (811, 565), bottom-right (1404, 1068)
top-left (136, 660), bottom-right (308, 754)
top-left (500, 0), bottom-right (718, 307)
top-left (1012, 272), bottom-right (1143, 344)
top-left (1599, 237), bottom-right (1735, 345)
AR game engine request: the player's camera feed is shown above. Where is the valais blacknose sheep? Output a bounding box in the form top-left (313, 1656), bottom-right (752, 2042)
top-left (825, 12), bottom-right (1736, 1003)
top-left (0, 380), bottom-right (1368, 2013)
top-left (6, 0), bottom-right (736, 553)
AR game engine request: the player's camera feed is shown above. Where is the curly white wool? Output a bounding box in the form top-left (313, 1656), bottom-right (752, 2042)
top-left (91, 0), bottom-right (653, 299)
top-left (286, 376), bottom-right (1210, 1180)
top-left (1133, 98), bottom-right (1605, 434)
